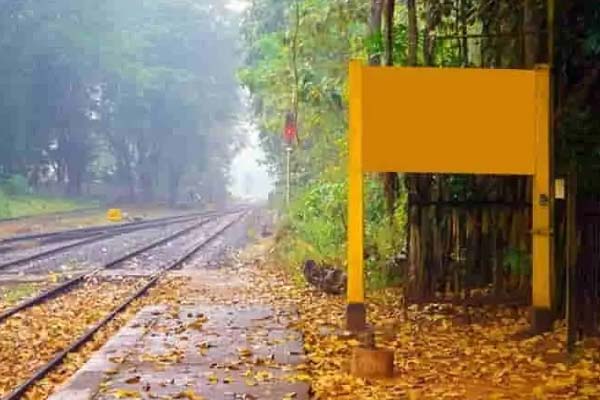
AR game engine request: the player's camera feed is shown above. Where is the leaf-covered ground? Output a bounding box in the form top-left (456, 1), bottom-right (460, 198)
top-left (0, 278), bottom-right (141, 397)
top-left (0, 277), bottom-right (187, 399)
top-left (235, 241), bottom-right (600, 400)
top-left (2, 239), bottom-right (599, 399)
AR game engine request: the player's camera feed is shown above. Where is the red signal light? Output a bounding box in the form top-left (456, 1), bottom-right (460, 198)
top-left (283, 112), bottom-right (297, 144)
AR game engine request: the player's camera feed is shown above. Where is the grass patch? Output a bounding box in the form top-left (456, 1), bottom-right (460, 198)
top-left (0, 192), bottom-right (96, 219)
top-left (0, 282), bottom-right (39, 306)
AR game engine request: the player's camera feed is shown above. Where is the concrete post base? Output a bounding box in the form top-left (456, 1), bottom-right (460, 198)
top-left (350, 347), bottom-right (394, 379)
top-left (531, 307), bottom-right (554, 334)
top-left (346, 303), bottom-right (366, 332)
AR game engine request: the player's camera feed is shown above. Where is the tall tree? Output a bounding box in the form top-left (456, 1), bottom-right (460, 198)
top-left (0, 0), bottom-right (241, 203)
top-left (407, 0), bottom-right (418, 66)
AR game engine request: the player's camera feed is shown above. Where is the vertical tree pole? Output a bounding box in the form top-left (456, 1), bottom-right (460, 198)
top-left (283, 112), bottom-right (296, 206)
top-left (285, 0), bottom-right (300, 208)
top-left (532, 65), bottom-right (554, 333)
top-left (286, 146), bottom-right (292, 206)
top-left (347, 60), bottom-right (366, 331)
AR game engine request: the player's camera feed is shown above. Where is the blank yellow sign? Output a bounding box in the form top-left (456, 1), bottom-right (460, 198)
top-left (359, 66), bottom-right (545, 175)
top-left (346, 61), bottom-right (552, 317)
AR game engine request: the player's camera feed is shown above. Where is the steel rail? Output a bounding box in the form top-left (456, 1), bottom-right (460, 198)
top-left (0, 213), bottom-right (212, 256)
top-left (0, 215), bottom-right (202, 271)
top-left (1, 210), bottom-right (246, 400)
top-left (0, 210), bottom-right (237, 323)
top-left (0, 210), bottom-right (216, 245)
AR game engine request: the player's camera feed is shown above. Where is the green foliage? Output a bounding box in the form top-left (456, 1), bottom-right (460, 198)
top-left (240, 0), bottom-right (369, 184)
top-left (245, 0), bottom-right (600, 297)
top-left (1, 283), bottom-right (38, 305)
top-left (242, 0), bottom-right (409, 289)
top-left (365, 32), bottom-right (384, 61)
top-left (503, 248), bottom-right (531, 277)
top-left (288, 178), bottom-right (348, 264)
top-left (1, 175), bottom-right (30, 196)
top-left (275, 173), bottom-right (406, 288)
top-left (0, 0), bottom-right (240, 202)
top-left (0, 194), bottom-right (93, 219)
top-left (0, 191), bottom-right (10, 217)
top-left (364, 179), bottom-right (407, 289)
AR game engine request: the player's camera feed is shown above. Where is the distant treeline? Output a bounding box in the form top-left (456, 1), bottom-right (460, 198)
top-left (0, 0), bottom-right (241, 204)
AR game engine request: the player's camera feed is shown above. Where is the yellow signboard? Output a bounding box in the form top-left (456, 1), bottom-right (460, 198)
top-left (347, 61), bottom-right (552, 332)
top-left (357, 66), bottom-right (543, 174)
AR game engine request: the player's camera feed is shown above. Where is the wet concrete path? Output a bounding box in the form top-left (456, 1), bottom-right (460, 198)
top-left (49, 261), bottom-right (310, 400)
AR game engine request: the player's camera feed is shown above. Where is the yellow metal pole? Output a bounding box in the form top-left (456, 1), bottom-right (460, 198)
top-left (547, 0), bottom-right (557, 313)
top-left (531, 65), bottom-right (554, 333)
top-left (346, 60), bottom-right (366, 331)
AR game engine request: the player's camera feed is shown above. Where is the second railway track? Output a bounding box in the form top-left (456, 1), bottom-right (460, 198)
top-left (0, 209), bottom-right (244, 322)
top-left (0, 208), bottom-right (248, 400)
top-left (0, 210), bottom-right (239, 271)
top-left (0, 210), bottom-right (217, 246)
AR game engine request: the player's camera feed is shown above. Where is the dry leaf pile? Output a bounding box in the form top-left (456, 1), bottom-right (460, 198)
top-left (0, 278), bottom-right (144, 396)
top-left (1, 277), bottom-right (187, 399)
top-left (231, 243), bottom-right (600, 400)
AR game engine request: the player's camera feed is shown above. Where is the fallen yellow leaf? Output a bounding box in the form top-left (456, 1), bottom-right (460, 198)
top-left (113, 389), bottom-right (142, 399)
top-left (174, 389), bottom-right (205, 400)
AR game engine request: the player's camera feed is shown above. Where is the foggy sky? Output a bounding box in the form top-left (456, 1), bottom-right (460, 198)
top-left (227, 0), bottom-right (274, 201)
top-left (229, 118), bottom-right (274, 201)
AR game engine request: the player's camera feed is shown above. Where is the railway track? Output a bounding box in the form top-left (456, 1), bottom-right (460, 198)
top-left (0, 210), bottom-right (236, 270)
top-left (0, 209), bottom-right (247, 400)
top-left (0, 208), bottom-right (246, 321)
top-left (0, 209), bottom-right (220, 247)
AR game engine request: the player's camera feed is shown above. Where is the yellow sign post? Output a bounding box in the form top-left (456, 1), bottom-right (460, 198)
top-left (347, 61), bottom-right (553, 332)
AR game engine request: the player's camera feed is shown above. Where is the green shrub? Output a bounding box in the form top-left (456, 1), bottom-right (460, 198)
top-left (503, 247), bottom-right (531, 277)
top-left (0, 190), bottom-right (10, 217)
top-left (276, 173), bottom-right (407, 289)
top-left (1, 174), bottom-right (30, 196)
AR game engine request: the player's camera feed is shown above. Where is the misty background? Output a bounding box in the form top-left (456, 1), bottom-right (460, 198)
top-left (228, 0), bottom-right (274, 202)
top-left (0, 0), bottom-right (273, 212)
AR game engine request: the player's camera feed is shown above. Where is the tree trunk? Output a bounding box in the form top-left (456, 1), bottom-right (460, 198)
top-left (381, 0), bottom-right (400, 221)
top-left (62, 134), bottom-right (86, 197)
top-left (407, 0), bottom-right (418, 66)
top-left (168, 164), bottom-right (181, 207)
top-left (406, 0), bottom-right (422, 300)
top-left (140, 173), bottom-right (154, 202)
top-left (66, 165), bottom-right (82, 196)
top-left (383, 0), bottom-right (395, 66)
top-left (369, 0), bottom-right (384, 65)
top-left (523, 0), bottom-right (539, 68)
top-left (565, 166), bottom-right (578, 352)
top-left (423, 1), bottom-right (436, 66)
top-left (460, 0), bottom-right (468, 66)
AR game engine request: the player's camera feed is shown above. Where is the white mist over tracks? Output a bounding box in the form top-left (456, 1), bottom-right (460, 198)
top-left (229, 91), bottom-right (275, 201)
